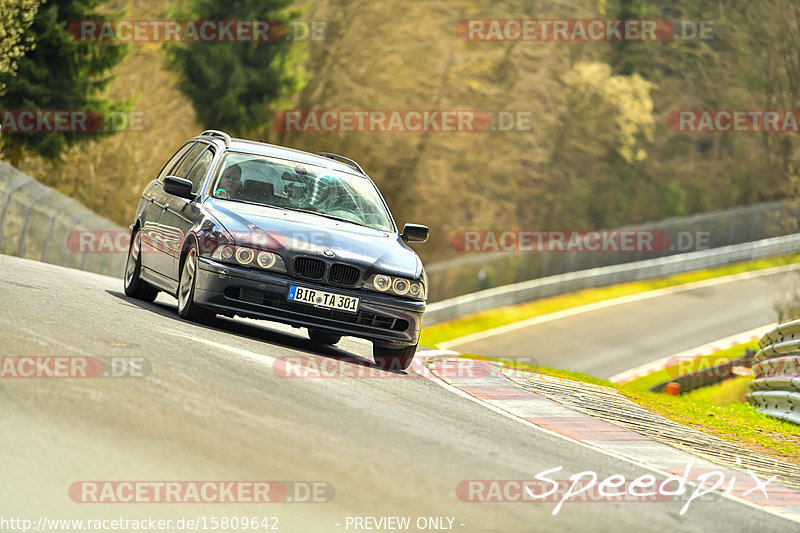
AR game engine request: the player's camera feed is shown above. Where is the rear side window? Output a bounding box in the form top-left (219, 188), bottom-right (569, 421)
top-left (185, 148), bottom-right (214, 194)
top-left (157, 142), bottom-right (195, 182)
top-left (171, 143), bottom-right (208, 179)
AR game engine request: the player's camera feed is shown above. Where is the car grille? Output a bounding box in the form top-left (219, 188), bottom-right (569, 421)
top-left (294, 257), bottom-right (325, 280)
top-left (329, 263), bottom-right (360, 287)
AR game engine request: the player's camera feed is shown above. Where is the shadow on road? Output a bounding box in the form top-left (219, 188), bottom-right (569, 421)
top-left (105, 290), bottom-right (408, 375)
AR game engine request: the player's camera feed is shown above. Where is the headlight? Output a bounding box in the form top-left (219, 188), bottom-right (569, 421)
top-left (257, 251), bottom-right (276, 269)
top-left (217, 245), bottom-right (234, 260)
top-left (373, 274), bottom-right (392, 291)
top-left (211, 245), bottom-right (286, 273)
top-left (366, 274), bottom-right (425, 300)
top-left (235, 247), bottom-right (254, 265)
top-left (392, 278), bottom-right (409, 295)
top-left (408, 282), bottom-right (423, 298)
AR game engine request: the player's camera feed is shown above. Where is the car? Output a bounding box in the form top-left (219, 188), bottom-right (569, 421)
top-left (123, 130), bottom-right (429, 370)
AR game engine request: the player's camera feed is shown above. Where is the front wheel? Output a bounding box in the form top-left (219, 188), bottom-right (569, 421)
top-left (177, 246), bottom-right (216, 324)
top-left (123, 229), bottom-right (158, 302)
top-left (373, 343), bottom-right (417, 371)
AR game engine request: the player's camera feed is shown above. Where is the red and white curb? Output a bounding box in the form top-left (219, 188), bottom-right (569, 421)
top-left (415, 351), bottom-right (800, 521)
top-left (608, 325), bottom-right (771, 385)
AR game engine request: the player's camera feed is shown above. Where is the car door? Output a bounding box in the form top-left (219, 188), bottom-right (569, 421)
top-left (139, 141), bottom-right (195, 275)
top-left (146, 141), bottom-right (207, 281)
top-left (159, 143), bottom-right (216, 281)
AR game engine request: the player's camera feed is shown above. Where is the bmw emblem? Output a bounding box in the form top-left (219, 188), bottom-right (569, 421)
top-left (323, 250), bottom-right (335, 257)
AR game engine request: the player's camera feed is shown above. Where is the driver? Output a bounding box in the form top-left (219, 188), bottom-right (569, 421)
top-left (215, 164), bottom-right (242, 199)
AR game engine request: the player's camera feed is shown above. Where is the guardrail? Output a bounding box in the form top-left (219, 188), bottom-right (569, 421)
top-left (0, 161), bottom-right (126, 277)
top-left (425, 233), bottom-right (800, 325)
top-left (649, 350), bottom-right (755, 394)
top-left (426, 199), bottom-right (800, 303)
top-left (747, 320), bottom-right (800, 425)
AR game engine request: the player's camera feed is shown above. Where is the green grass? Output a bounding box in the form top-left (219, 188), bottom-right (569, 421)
top-left (623, 341), bottom-right (759, 392)
top-left (421, 253), bottom-right (800, 347)
top-left (627, 384), bottom-right (800, 457)
top-left (465, 355), bottom-right (800, 458)
top-left (684, 376), bottom-right (752, 404)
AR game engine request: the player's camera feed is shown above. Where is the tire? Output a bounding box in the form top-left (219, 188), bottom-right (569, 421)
top-left (123, 229), bottom-right (158, 302)
top-left (177, 246), bottom-right (216, 323)
top-left (373, 343), bottom-right (417, 371)
top-left (308, 329), bottom-right (342, 345)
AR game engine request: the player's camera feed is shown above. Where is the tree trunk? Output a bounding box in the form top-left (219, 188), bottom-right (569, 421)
top-left (9, 138), bottom-right (22, 168)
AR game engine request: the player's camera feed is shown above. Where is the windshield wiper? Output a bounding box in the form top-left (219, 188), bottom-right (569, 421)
top-left (282, 207), bottom-right (374, 229)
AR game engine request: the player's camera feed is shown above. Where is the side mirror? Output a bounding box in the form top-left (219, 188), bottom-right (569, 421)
top-left (163, 175), bottom-right (194, 200)
top-left (401, 224), bottom-right (429, 243)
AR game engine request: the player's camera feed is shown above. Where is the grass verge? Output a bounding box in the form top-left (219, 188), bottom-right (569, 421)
top-left (622, 341), bottom-right (759, 392)
top-left (421, 253), bottom-right (800, 347)
top-left (462, 354), bottom-right (800, 461)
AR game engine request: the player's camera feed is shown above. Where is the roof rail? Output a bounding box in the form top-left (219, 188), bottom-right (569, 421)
top-left (200, 129), bottom-right (231, 147)
top-left (318, 152), bottom-right (366, 176)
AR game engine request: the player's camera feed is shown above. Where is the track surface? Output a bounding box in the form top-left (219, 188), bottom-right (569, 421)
top-left (1, 254), bottom-right (795, 532)
top-left (450, 269), bottom-right (797, 379)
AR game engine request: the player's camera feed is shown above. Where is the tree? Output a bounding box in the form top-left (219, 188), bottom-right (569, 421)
top-left (0, 0), bottom-right (41, 94)
top-left (167, 0), bottom-right (309, 136)
top-left (0, 0), bottom-right (129, 167)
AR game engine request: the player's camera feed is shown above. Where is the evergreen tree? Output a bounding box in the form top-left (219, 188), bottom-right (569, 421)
top-left (0, 0), bottom-right (130, 167)
top-left (167, 0), bottom-right (309, 136)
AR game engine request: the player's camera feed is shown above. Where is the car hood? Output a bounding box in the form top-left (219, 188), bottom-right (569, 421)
top-left (203, 198), bottom-right (422, 278)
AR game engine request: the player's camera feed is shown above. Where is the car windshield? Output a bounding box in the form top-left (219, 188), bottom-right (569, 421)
top-left (211, 152), bottom-right (394, 232)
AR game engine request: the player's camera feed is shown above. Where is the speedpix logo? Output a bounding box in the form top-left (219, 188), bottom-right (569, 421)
top-left (457, 458), bottom-right (781, 516)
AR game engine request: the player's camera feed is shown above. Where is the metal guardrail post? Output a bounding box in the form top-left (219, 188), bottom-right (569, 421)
top-left (747, 321), bottom-right (800, 425)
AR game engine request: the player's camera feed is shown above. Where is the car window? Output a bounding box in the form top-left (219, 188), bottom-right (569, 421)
top-left (211, 152), bottom-right (394, 232)
top-left (156, 142), bottom-right (194, 182)
top-left (185, 148), bottom-right (214, 194)
top-left (171, 142), bottom-right (207, 179)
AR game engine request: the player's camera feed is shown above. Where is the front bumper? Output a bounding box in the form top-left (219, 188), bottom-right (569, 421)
top-left (193, 257), bottom-right (425, 347)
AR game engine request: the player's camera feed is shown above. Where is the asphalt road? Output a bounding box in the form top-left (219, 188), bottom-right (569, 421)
top-left (449, 269), bottom-right (797, 379)
top-left (1, 254), bottom-right (795, 532)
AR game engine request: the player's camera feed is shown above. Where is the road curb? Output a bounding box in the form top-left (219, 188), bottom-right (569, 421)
top-left (416, 352), bottom-right (800, 522)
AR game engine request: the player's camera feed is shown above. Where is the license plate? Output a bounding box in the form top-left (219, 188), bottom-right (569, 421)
top-left (287, 285), bottom-right (359, 313)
